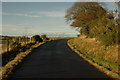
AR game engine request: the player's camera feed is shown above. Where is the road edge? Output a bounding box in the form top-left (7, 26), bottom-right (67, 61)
top-left (67, 40), bottom-right (119, 80)
top-left (1, 41), bottom-right (48, 80)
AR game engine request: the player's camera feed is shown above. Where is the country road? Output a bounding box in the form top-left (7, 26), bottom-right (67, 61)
top-left (9, 39), bottom-right (111, 79)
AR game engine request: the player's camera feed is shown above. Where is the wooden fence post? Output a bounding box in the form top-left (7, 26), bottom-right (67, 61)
top-left (6, 39), bottom-right (9, 52)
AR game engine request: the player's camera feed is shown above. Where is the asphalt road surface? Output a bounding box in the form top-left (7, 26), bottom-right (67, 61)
top-left (10, 39), bottom-right (111, 79)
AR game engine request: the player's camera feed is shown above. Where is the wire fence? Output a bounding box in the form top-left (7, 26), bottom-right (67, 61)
top-left (1, 36), bottom-right (34, 54)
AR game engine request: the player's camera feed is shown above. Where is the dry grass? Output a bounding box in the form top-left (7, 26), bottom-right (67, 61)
top-left (0, 41), bottom-right (34, 54)
top-left (1, 42), bottom-right (45, 80)
top-left (67, 35), bottom-right (119, 79)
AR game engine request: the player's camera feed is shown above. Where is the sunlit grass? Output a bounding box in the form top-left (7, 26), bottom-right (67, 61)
top-left (68, 35), bottom-right (119, 79)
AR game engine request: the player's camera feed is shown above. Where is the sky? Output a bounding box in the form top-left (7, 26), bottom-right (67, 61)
top-left (1, 0), bottom-right (120, 2)
top-left (0, 2), bottom-right (1, 36)
top-left (1, 2), bottom-right (119, 37)
top-left (2, 2), bottom-right (79, 37)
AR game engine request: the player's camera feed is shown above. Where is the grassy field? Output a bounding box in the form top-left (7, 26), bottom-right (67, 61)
top-left (0, 38), bottom-right (32, 54)
top-left (1, 40), bottom-right (13, 52)
top-left (68, 35), bottom-right (119, 79)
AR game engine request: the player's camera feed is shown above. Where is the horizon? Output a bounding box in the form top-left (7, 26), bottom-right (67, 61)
top-left (1, 2), bottom-right (118, 37)
top-left (2, 2), bottom-right (79, 37)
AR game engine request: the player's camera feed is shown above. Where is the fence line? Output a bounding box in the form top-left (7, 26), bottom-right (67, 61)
top-left (1, 36), bottom-right (34, 54)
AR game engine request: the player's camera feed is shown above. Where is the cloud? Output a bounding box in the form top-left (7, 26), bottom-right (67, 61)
top-left (0, 11), bottom-right (65, 18)
top-left (2, 12), bottom-right (42, 18)
top-left (2, 0), bottom-right (77, 2)
top-left (1, 11), bottom-right (65, 18)
top-left (34, 11), bottom-right (65, 17)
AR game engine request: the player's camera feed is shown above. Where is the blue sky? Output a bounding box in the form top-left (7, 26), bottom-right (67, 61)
top-left (1, 2), bottom-right (119, 37)
top-left (0, 2), bottom-right (1, 35)
top-left (2, 2), bottom-right (81, 37)
top-left (2, 0), bottom-right (120, 2)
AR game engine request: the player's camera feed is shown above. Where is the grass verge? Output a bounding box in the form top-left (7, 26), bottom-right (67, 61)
top-left (1, 42), bottom-right (46, 80)
top-left (67, 39), bottom-right (119, 79)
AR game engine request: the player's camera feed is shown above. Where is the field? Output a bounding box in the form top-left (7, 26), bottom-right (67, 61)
top-left (0, 40), bottom-right (13, 53)
top-left (0, 37), bottom-right (32, 54)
